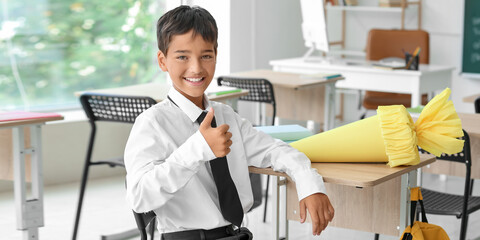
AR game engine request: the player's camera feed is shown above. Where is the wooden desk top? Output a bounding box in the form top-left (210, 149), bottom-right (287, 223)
top-left (229, 69), bottom-right (344, 89)
top-left (249, 154), bottom-right (435, 188)
top-left (0, 112), bottom-right (64, 128)
top-left (458, 113), bottom-right (480, 134)
top-left (462, 93), bottom-right (480, 103)
top-left (74, 82), bottom-right (249, 102)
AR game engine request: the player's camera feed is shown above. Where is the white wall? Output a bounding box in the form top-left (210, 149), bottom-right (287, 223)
top-left (250, 0), bottom-right (306, 70)
top-left (422, 0), bottom-right (479, 114)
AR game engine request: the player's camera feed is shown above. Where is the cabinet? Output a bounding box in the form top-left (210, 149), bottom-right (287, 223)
top-left (325, 0), bottom-right (422, 56)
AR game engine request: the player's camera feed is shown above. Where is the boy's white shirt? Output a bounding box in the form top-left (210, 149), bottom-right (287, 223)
top-left (124, 87), bottom-right (326, 233)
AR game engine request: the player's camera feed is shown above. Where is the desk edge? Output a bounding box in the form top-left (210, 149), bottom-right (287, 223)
top-left (249, 155), bottom-right (436, 188)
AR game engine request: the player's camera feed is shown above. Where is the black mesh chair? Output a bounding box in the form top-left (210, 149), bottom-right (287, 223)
top-left (217, 76), bottom-right (276, 125)
top-left (73, 93), bottom-right (157, 240)
top-left (217, 76), bottom-right (276, 222)
top-left (419, 130), bottom-right (480, 240)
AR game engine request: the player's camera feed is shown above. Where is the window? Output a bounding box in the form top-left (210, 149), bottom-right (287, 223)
top-left (0, 0), bottom-right (165, 111)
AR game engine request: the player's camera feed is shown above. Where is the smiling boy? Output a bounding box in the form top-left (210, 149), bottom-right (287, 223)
top-left (124, 5), bottom-right (334, 240)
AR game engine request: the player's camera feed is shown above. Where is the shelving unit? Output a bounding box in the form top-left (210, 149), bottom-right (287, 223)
top-left (325, 0), bottom-right (422, 56)
top-left (327, 5), bottom-right (404, 12)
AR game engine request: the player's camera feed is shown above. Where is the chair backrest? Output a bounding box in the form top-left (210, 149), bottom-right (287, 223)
top-left (133, 210), bottom-right (156, 240)
top-left (366, 29), bottom-right (430, 64)
top-left (217, 76), bottom-right (276, 126)
top-left (436, 130), bottom-right (471, 166)
top-left (80, 93), bottom-right (157, 124)
top-left (419, 129), bottom-right (472, 195)
top-left (475, 97), bottom-right (480, 113)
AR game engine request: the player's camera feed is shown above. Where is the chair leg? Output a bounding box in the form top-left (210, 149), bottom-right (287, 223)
top-left (459, 214), bottom-right (469, 240)
top-left (374, 233), bottom-right (379, 240)
top-left (149, 218), bottom-right (156, 240)
top-left (263, 175), bottom-right (270, 222)
top-left (469, 179), bottom-right (474, 196)
top-left (72, 162), bottom-right (91, 240)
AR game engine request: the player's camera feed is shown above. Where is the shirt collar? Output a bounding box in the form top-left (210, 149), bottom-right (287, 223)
top-left (168, 87), bottom-right (211, 123)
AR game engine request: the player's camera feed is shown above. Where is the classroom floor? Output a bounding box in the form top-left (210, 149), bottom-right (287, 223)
top-left (1, 173), bottom-right (480, 240)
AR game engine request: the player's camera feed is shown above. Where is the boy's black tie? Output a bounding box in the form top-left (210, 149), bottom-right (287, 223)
top-left (197, 111), bottom-right (243, 227)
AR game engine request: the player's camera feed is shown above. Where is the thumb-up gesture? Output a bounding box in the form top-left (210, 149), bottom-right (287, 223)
top-left (199, 107), bottom-right (233, 158)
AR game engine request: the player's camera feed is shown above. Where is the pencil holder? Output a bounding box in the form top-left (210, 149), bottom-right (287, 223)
top-left (405, 53), bottom-right (419, 70)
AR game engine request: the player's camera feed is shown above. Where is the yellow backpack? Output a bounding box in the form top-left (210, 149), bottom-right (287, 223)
top-left (400, 187), bottom-right (450, 240)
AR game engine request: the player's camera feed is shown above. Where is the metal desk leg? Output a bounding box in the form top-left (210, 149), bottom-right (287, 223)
top-left (13, 125), bottom-right (44, 240)
top-left (323, 82), bottom-right (336, 131)
top-left (272, 176), bottom-right (288, 240)
top-left (225, 98), bottom-right (240, 112)
top-left (399, 170), bottom-right (417, 232)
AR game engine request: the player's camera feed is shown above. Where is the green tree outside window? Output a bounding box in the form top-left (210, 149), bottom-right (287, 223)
top-left (0, 0), bottom-right (165, 110)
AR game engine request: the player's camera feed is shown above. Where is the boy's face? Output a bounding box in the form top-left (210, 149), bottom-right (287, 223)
top-left (157, 29), bottom-right (216, 109)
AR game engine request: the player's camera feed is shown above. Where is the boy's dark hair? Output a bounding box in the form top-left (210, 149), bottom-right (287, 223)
top-left (156, 5), bottom-right (218, 55)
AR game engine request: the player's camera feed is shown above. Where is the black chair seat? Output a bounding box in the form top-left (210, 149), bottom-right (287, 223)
top-left (422, 188), bottom-right (480, 218)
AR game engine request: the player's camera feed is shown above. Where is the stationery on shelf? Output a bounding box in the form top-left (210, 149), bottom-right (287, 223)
top-left (372, 57), bottom-right (406, 70)
top-left (328, 0), bottom-right (358, 6)
top-left (379, 0), bottom-right (402, 7)
top-left (255, 124), bottom-right (313, 143)
top-left (0, 111), bottom-right (63, 122)
top-left (206, 85), bottom-right (242, 96)
top-left (300, 73), bottom-right (342, 80)
top-left (405, 46), bottom-right (421, 70)
top-left (372, 63), bottom-right (406, 70)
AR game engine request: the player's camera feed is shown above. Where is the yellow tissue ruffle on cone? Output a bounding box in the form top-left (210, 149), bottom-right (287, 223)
top-left (415, 88), bottom-right (464, 157)
top-left (290, 87), bottom-right (464, 167)
top-left (290, 115), bottom-right (389, 163)
top-left (377, 105), bottom-right (419, 167)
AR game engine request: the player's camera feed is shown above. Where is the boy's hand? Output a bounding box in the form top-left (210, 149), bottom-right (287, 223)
top-left (300, 193), bottom-right (334, 236)
top-left (199, 108), bottom-right (233, 158)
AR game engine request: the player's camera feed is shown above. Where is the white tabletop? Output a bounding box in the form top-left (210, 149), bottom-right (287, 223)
top-left (270, 57), bottom-right (455, 75)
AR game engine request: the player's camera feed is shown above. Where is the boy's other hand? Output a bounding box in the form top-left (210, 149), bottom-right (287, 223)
top-left (299, 193), bottom-right (334, 236)
top-left (199, 107), bottom-right (233, 158)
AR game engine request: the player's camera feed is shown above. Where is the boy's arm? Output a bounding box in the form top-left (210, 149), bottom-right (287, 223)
top-left (124, 113), bottom-right (216, 213)
top-left (236, 114), bottom-right (334, 235)
top-left (237, 115), bottom-right (325, 198)
top-left (300, 193), bottom-right (335, 235)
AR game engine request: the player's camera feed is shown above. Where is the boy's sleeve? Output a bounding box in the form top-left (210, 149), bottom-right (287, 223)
top-left (236, 114), bottom-right (326, 201)
top-left (124, 113), bottom-right (215, 213)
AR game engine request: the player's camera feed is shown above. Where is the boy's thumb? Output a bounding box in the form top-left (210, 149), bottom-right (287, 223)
top-left (200, 107), bottom-right (214, 129)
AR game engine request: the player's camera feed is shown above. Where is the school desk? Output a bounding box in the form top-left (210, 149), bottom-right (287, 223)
top-left (0, 113), bottom-right (63, 240)
top-left (270, 57), bottom-right (454, 108)
top-left (249, 154), bottom-right (436, 239)
top-left (420, 113), bottom-right (480, 179)
top-left (227, 69), bottom-right (344, 131)
top-left (74, 82), bottom-right (249, 110)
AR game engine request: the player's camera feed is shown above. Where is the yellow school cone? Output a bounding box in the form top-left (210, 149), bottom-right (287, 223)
top-left (290, 88), bottom-right (464, 167)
